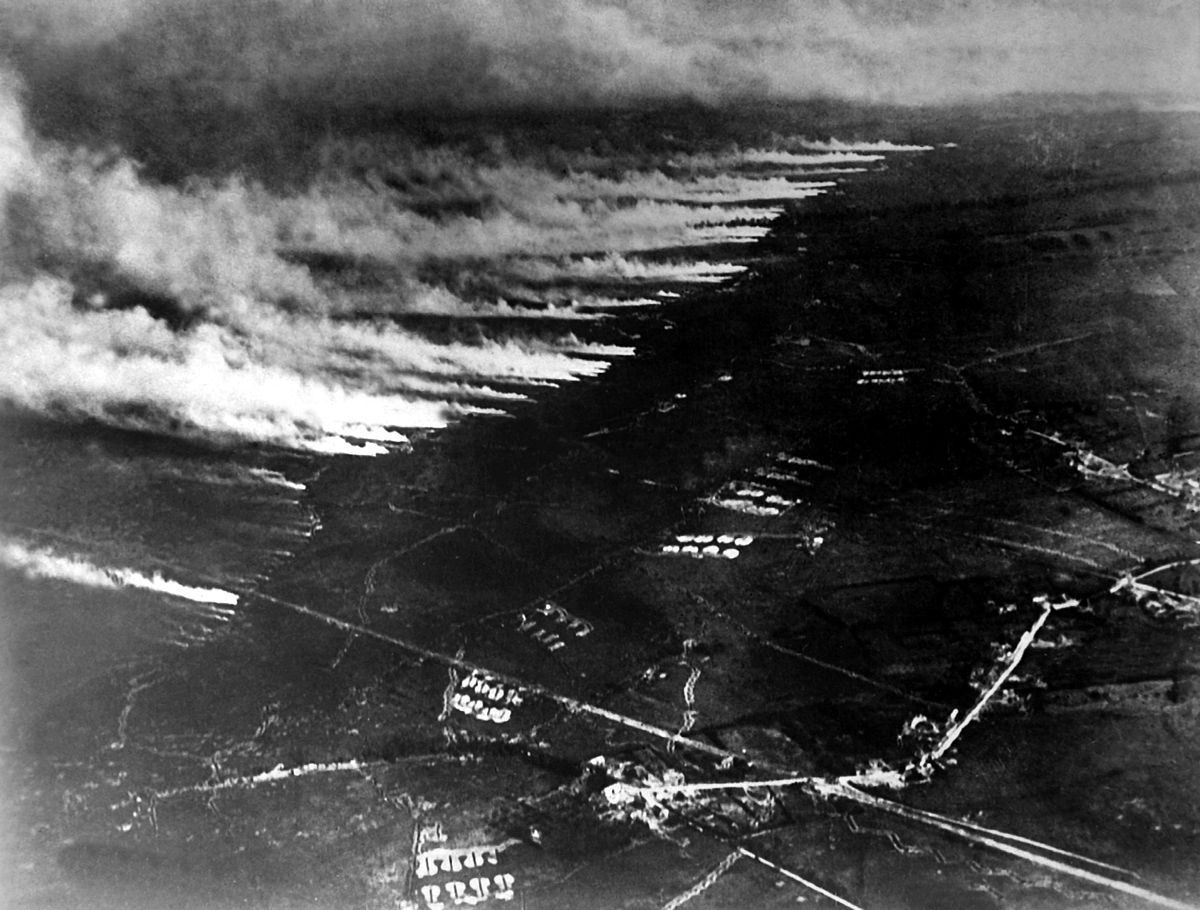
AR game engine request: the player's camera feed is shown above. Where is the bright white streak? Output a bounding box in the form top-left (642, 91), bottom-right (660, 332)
top-left (798, 138), bottom-right (934, 153)
top-left (736, 150), bottom-right (886, 166)
top-left (0, 538), bottom-right (240, 606)
top-left (504, 255), bottom-right (747, 283)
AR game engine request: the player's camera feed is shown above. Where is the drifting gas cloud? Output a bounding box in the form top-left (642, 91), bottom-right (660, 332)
top-left (10, 0), bottom-right (1042, 456)
top-left (0, 74), bottom-right (695, 454)
top-left (5, 1), bottom-right (1197, 119)
top-left (502, 255), bottom-right (748, 284)
top-left (0, 536), bottom-right (240, 606)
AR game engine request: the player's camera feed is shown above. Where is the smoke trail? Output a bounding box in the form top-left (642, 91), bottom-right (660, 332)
top-left (395, 295), bottom-right (608, 321)
top-left (0, 537), bottom-right (239, 606)
top-left (729, 150), bottom-right (886, 168)
top-left (502, 254), bottom-right (747, 284)
top-left (798, 138), bottom-right (934, 153)
top-left (663, 179), bottom-right (833, 204)
top-left (689, 224), bottom-right (775, 244)
top-left (482, 289), bottom-right (664, 310)
top-left (267, 184), bottom-right (782, 261)
top-left (657, 149), bottom-right (887, 175)
top-left (149, 463), bottom-right (309, 493)
top-left (345, 148), bottom-right (834, 208)
top-left (245, 468), bottom-right (306, 493)
top-left (566, 296), bottom-right (662, 309)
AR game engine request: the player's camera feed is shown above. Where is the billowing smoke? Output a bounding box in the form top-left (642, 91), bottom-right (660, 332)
top-left (1, 74), bottom-right (688, 455)
top-left (9, 0), bottom-right (1008, 459)
top-left (266, 186), bottom-right (780, 260)
top-left (0, 536), bottom-right (240, 606)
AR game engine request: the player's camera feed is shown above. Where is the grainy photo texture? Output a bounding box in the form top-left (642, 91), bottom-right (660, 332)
top-left (2, 3), bottom-right (1200, 909)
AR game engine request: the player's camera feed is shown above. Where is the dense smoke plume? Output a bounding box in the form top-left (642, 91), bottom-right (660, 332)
top-left (3, 0), bottom-right (1192, 454)
top-left (0, 536), bottom-right (239, 606)
top-left (0, 74), bottom-right (673, 454)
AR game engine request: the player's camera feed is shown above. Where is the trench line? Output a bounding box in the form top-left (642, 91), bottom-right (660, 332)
top-left (659, 850), bottom-right (742, 910)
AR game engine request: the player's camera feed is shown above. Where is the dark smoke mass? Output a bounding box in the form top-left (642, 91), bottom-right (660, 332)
top-left (2, 0), bottom-right (1198, 175)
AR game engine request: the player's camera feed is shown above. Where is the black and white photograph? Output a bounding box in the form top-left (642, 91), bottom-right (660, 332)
top-left (2, 2), bottom-right (1200, 908)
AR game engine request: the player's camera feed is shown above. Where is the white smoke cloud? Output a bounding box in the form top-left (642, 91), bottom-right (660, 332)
top-left (396, 294), bottom-right (607, 320)
top-left (263, 182), bottom-right (782, 262)
top-left (0, 276), bottom-right (636, 453)
top-left (798, 138), bottom-right (934, 153)
top-left (343, 148), bottom-right (834, 207)
top-left (715, 150), bottom-right (886, 168)
top-left (502, 254), bottom-right (748, 283)
top-left (689, 224), bottom-right (776, 244)
top-left (2, 75), bottom-right (693, 454)
top-left (148, 463), bottom-right (309, 493)
top-left (0, 536), bottom-right (240, 606)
